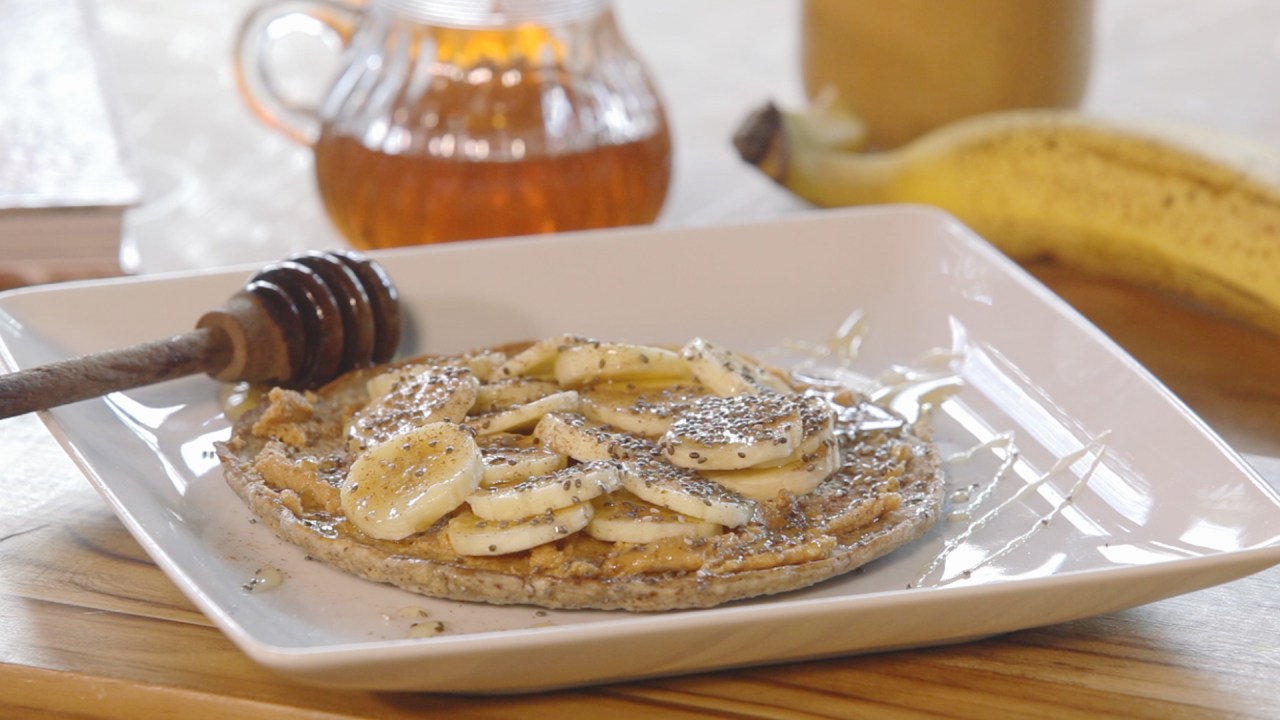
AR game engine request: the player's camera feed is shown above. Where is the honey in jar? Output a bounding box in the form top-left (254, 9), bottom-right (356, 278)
top-left (237, 0), bottom-right (671, 248)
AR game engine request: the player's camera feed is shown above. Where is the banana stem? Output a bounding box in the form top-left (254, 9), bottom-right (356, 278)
top-left (733, 103), bottom-right (898, 207)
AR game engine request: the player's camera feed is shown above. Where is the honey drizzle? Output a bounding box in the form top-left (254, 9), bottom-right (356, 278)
top-left (773, 311), bottom-right (1117, 592)
top-left (915, 432), bottom-right (1111, 588)
top-left (945, 432), bottom-right (1017, 520)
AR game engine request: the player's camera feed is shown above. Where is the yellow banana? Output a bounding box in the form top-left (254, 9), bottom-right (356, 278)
top-left (734, 100), bottom-right (1280, 337)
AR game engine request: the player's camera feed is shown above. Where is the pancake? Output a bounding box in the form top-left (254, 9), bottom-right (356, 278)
top-left (214, 337), bottom-right (945, 611)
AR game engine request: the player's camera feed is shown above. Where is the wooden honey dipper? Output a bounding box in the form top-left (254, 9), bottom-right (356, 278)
top-left (0, 250), bottom-right (401, 419)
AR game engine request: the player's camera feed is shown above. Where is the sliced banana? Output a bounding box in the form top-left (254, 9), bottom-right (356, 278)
top-left (337, 335), bottom-right (848, 557)
top-left (466, 461), bottom-right (621, 521)
top-left (703, 436), bottom-right (842, 501)
top-left (494, 334), bottom-right (591, 379)
top-left (752, 394), bottom-right (838, 468)
top-left (340, 422), bottom-right (483, 541)
top-left (456, 349), bottom-right (508, 382)
top-left (446, 502), bottom-right (593, 556)
top-left (472, 378), bottom-right (561, 413)
top-left (579, 381), bottom-right (709, 438)
top-left (475, 433), bottom-right (568, 486)
top-left (468, 390), bottom-right (580, 436)
top-left (533, 412), bottom-right (658, 462)
top-left (681, 337), bottom-right (792, 396)
top-left (586, 490), bottom-right (723, 543)
top-left (658, 393), bottom-right (806, 471)
top-left (365, 352), bottom-right (506, 402)
top-left (619, 459), bottom-right (755, 528)
top-left (553, 342), bottom-right (693, 387)
top-left (799, 392), bottom-right (838, 437)
top-left (364, 365), bottom-right (416, 403)
top-left (349, 366), bottom-right (479, 451)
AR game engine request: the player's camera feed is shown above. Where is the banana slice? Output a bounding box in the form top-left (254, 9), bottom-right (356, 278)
top-left (681, 337), bottom-right (792, 396)
top-left (703, 436), bottom-right (841, 501)
top-left (476, 433), bottom-right (568, 486)
top-left (533, 412), bottom-right (658, 462)
top-left (349, 366), bottom-right (479, 451)
top-left (579, 381), bottom-right (709, 438)
top-left (752, 394), bottom-right (838, 468)
top-left (469, 390), bottom-right (580, 436)
top-left (340, 422), bottom-right (484, 541)
top-left (364, 365), bottom-right (415, 403)
top-left (472, 378), bottom-right (561, 413)
top-left (446, 502), bottom-right (593, 556)
top-left (800, 392), bottom-right (837, 437)
top-left (658, 393), bottom-right (806, 471)
top-left (365, 352), bottom-right (507, 402)
top-left (553, 342), bottom-right (693, 387)
top-left (466, 461), bottom-right (621, 521)
top-left (586, 490), bottom-right (723, 543)
top-left (619, 459), bottom-right (755, 528)
top-left (456, 349), bottom-right (508, 382)
top-left (494, 334), bottom-right (591, 379)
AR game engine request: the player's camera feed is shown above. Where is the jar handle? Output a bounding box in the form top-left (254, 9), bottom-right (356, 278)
top-left (233, 0), bottom-right (362, 145)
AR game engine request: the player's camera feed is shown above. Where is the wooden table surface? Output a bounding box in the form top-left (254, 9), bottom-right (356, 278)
top-left (5, 0), bottom-right (1280, 717)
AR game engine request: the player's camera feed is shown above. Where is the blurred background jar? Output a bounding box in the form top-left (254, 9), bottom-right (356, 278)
top-left (801, 0), bottom-right (1094, 149)
top-left (236, 0), bottom-right (671, 249)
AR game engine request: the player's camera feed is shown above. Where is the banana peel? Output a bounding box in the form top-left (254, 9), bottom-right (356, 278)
top-left (734, 99), bottom-right (1280, 338)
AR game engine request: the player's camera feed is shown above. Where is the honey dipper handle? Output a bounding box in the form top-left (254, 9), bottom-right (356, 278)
top-left (0, 327), bottom-right (231, 419)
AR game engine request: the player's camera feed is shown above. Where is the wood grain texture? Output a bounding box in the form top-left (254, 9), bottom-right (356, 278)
top-left (0, 328), bottom-right (226, 419)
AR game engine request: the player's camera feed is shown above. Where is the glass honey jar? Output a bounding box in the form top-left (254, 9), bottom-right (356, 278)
top-left (236, 0), bottom-right (672, 248)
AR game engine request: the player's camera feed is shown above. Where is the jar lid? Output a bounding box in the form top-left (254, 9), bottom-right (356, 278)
top-left (378, 0), bottom-right (607, 27)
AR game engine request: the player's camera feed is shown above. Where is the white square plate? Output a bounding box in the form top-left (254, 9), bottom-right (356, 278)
top-left (3, 206), bottom-right (1278, 693)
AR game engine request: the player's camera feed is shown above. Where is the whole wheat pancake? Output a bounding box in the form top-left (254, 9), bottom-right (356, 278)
top-left (215, 338), bottom-right (945, 611)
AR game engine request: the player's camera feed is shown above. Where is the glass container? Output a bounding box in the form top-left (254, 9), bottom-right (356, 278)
top-left (236, 0), bottom-right (672, 248)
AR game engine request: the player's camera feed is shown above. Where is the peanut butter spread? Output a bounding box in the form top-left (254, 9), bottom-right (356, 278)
top-left (216, 338), bottom-right (945, 611)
